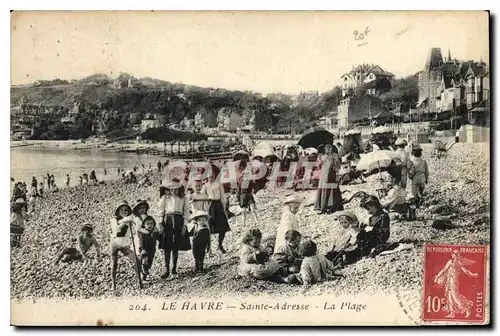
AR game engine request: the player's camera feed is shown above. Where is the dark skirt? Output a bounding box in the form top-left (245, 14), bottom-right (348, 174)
top-left (314, 187), bottom-right (344, 213)
top-left (161, 213), bottom-right (191, 251)
top-left (208, 200), bottom-right (231, 234)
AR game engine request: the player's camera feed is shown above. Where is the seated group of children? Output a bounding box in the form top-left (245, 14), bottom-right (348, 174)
top-left (237, 194), bottom-right (391, 290)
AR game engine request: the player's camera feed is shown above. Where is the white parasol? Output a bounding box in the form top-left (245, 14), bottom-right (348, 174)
top-left (356, 150), bottom-right (401, 174)
top-left (345, 129), bottom-right (362, 136)
top-left (371, 126), bottom-right (394, 134)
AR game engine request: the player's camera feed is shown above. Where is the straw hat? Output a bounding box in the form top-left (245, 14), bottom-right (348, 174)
top-left (114, 201), bottom-right (132, 217)
top-left (189, 210), bottom-right (210, 221)
top-left (133, 199), bottom-right (150, 215)
top-left (334, 211), bottom-right (359, 223)
top-left (283, 194), bottom-right (304, 205)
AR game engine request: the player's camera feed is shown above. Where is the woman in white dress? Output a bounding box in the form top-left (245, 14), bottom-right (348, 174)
top-left (274, 194), bottom-right (303, 252)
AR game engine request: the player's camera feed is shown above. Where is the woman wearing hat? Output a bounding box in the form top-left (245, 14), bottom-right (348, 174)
top-left (110, 201), bottom-right (141, 290)
top-left (314, 144), bottom-right (344, 215)
top-left (201, 173), bottom-right (231, 253)
top-left (158, 179), bottom-right (191, 279)
top-left (274, 195), bottom-right (303, 252)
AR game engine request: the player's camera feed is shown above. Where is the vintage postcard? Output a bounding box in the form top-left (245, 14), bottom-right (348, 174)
top-left (10, 10), bottom-right (490, 326)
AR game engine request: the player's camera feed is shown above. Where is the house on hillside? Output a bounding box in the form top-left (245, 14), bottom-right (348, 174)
top-left (224, 113), bottom-right (244, 132)
top-left (141, 115), bottom-right (162, 132)
top-left (217, 107), bottom-right (244, 131)
top-left (194, 109), bottom-right (217, 128)
top-left (341, 64), bottom-right (394, 97)
top-left (181, 118), bottom-right (194, 130)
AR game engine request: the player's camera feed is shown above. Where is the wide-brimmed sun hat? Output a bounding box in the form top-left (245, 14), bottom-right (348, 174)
top-left (189, 210), bottom-right (210, 221)
top-left (115, 201), bottom-right (132, 217)
top-left (133, 199), bottom-right (150, 215)
top-left (283, 194), bottom-right (304, 205)
top-left (334, 211), bottom-right (359, 223)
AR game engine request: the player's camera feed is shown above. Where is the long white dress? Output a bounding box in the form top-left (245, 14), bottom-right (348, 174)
top-left (274, 206), bottom-right (298, 252)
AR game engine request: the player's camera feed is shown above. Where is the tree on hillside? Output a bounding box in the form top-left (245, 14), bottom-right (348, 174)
top-left (78, 74), bottom-right (111, 86)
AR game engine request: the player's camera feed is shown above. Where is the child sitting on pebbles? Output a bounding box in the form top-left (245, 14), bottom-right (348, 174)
top-left (272, 229), bottom-right (303, 276)
top-left (56, 238), bottom-right (82, 264)
top-left (325, 211), bottom-right (360, 265)
top-left (137, 216), bottom-right (161, 281)
top-left (79, 224), bottom-right (101, 260)
top-left (56, 224), bottom-right (102, 264)
top-left (285, 239), bottom-right (336, 291)
top-left (359, 196), bottom-right (391, 257)
top-left (238, 228), bottom-right (280, 280)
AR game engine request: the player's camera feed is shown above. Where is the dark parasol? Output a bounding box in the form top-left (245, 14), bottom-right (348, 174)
top-left (297, 126), bottom-right (334, 149)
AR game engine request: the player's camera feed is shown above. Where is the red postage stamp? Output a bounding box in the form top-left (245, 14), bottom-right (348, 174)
top-left (422, 244), bottom-right (488, 324)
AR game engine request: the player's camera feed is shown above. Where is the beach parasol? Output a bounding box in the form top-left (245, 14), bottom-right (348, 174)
top-left (371, 126), bottom-right (394, 134)
top-left (233, 150), bottom-right (250, 161)
top-left (356, 150), bottom-right (401, 175)
top-left (297, 126), bottom-right (334, 149)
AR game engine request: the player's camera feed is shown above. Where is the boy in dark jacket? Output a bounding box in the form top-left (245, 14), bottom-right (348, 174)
top-left (137, 216), bottom-right (161, 280)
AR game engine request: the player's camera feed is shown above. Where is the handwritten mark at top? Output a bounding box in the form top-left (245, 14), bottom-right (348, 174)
top-left (395, 25), bottom-right (413, 38)
top-left (354, 26), bottom-right (370, 47)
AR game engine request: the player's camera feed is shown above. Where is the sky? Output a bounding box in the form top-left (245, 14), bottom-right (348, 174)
top-left (11, 11), bottom-right (489, 95)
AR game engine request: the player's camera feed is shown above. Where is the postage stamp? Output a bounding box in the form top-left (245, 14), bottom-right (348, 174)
top-left (422, 245), bottom-right (488, 324)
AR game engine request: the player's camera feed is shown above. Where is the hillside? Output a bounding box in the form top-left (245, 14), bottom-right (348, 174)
top-left (10, 70), bottom-right (419, 140)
